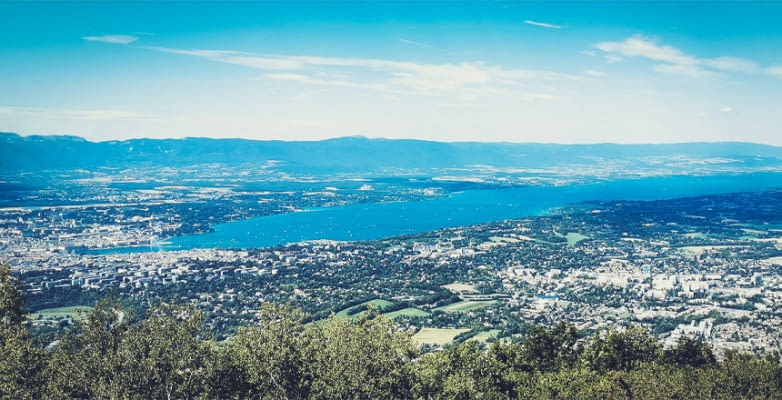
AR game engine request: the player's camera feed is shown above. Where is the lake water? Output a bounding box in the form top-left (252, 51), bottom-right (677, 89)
top-left (92, 173), bottom-right (782, 253)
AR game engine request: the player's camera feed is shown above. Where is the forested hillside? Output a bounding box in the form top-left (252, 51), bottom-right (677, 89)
top-left (2, 263), bottom-right (781, 399)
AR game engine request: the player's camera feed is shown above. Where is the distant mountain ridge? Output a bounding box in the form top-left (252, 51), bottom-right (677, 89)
top-left (2, 132), bottom-right (781, 173)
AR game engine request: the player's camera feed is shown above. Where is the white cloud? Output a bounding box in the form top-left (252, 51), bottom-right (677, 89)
top-left (604, 54), bottom-right (623, 64)
top-left (146, 47), bottom-right (304, 70)
top-left (0, 106), bottom-right (141, 120)
top-left (220, 55), bottom-right (305, 70)
top-left (721, 106), bottom-right (733, 113)
top-left (399, 38), bottom-right (440, 50)
top-left (767, 66), bottom-right (782, 78)
top-left (703, 57), bottom-right (758, 73)
top-left (264, 73), bottom-right (396, 94)
top-left (83, 34), bottom-right (138, 44)
top-left (583, 69), bottom-right (606, 77)
top-left (147, 46), bottom-right (581, 100)
top-left (595, 36), bottom-right (696, 65)
top-left (146, 47), bottom-right (246, 58)
top-left (652, 64), bottom-right (717, 79)
top-left (524, 20), bottom-right (562, 29)
top-left (264, 73), bottom-right (312, 83)
top-left (64, 110), bottom-right (141, 121)
top-left (594, 35), bottom-right (764, 79)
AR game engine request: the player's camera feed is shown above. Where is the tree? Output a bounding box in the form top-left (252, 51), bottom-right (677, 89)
top-left (0, 325), bottom-right (47, 400)
top-left (0, 263), bottom-right (47, 399)
top-left (118, 303), bottom-right (213, 400)
top-left (486, 341), bottom-right (528, 396)
top-left (301, 312), bottom-right (418, 399)
top-left (517, 368), bottom-right (630, 400)
top-left (45, 298), bottom-right (135, 398)
top-left (227, 306), bottom-right (419, 399)
top-left (46, 300), bottom-right (214, 399)
top-left (227, 303), bottom-right (309, 399)
top-left (518, 321), bottom-right (582, 373)
top-left (715, 350), bottom-right (782, 399)
top-left (582, 326), bottom-right (661, 373)
top-left (662, 337), bottom-right (716, 368)
top-left (412, 340), bottom-right (505, 399)
top-left (0, 263), bottom-right (25, 328)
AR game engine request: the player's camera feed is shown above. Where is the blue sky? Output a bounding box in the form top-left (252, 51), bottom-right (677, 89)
top-left (1, 1), bottom-right (781, 144)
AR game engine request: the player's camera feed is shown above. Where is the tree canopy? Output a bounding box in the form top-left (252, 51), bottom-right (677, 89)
top-left (1, 262), bottom-right (782, 399)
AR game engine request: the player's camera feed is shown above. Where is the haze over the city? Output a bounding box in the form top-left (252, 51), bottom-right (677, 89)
top-left (1, 1), bottom-right (781, 144)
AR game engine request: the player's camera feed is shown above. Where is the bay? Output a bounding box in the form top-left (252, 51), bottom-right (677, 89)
top-left (94, 173), bottom-right (782, 253)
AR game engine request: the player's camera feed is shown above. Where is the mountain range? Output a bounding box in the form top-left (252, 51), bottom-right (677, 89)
top-left (3, 132), bottom-right (782, 174)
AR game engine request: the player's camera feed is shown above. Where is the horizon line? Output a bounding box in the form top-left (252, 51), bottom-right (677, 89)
top-left (2, 131), bottom-right (780, 148)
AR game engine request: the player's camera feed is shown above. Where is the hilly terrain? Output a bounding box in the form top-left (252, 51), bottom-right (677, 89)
top-left (3, 132), bottom-right (782, 174)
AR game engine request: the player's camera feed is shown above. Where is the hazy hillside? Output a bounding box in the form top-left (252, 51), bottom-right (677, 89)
top-left (2, 132), bottom-right (782, 174)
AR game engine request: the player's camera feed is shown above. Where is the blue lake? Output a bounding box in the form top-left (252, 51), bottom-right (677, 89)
top-left (94, 173), bottom-right (782, 253)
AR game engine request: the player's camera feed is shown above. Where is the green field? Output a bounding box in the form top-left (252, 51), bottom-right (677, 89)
top-left (441, 282), bottom-right (478, 293)
top-left (551, 231), bottom-right (590, 246)
top-left (602, 311), bottom-right (633, 320)
top-left (433, 300), bottom-right (497, 313)
top-left (565, 232), bottom-right (589, 246)
top-left (412, 327), bottom-right (471, 346)
top-left (383, 307), bottom-right (430, 319)
top-left (469, 329), bottom-right (501, 344)
top-left (29, 306), bottom-right (94, 321)
top-left (680, 245), bottom-right (748, 256)
top-left (335, 299), bottom-right (394, 319)
top-left (515, 234), bottom-right (558, 245)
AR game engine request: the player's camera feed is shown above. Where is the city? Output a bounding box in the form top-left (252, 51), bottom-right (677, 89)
top-left (5, 176), bottom-right (781, 356)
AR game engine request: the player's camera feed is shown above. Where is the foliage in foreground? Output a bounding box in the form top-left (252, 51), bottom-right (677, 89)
top-left (2, 263), bottom-right (782, 399)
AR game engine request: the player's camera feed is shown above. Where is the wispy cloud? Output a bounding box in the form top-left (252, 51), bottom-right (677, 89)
top-left (264, 73), bottom-right (397, 94)
top-left (703, 57), bottom-right (758, 73)
top-left (583, 69), bottom-right (606, 77)
top-left (583, 49), bottom-right (622, 64)
top-left (146, 46), bottom-right (582, 100)
top-left (721, 106), bottom-right (733, 113)
top-left (652, 64), bottom-right (718, 79)
top-left (592, 35), bottom-right (771, 79)
top-left (399, 38), bottom-right (440, 51)
top-left (767, 66), bottom-right (782, 78)
top-left (83, 34), bottom-right (138, 44)
top-left (595, 36), bottom-right (696, 65)
top-left (0, 106), bottom-right (142, 121)
top-left (145, 47), bottom-right (246, 58)
top-left (524, 20), bottom-right (562, 29)
top-left (145, 47), bottom-right (304, 70)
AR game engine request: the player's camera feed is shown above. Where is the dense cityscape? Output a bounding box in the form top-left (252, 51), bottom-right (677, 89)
top-left (4, 166), bottom-right (781, 357)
